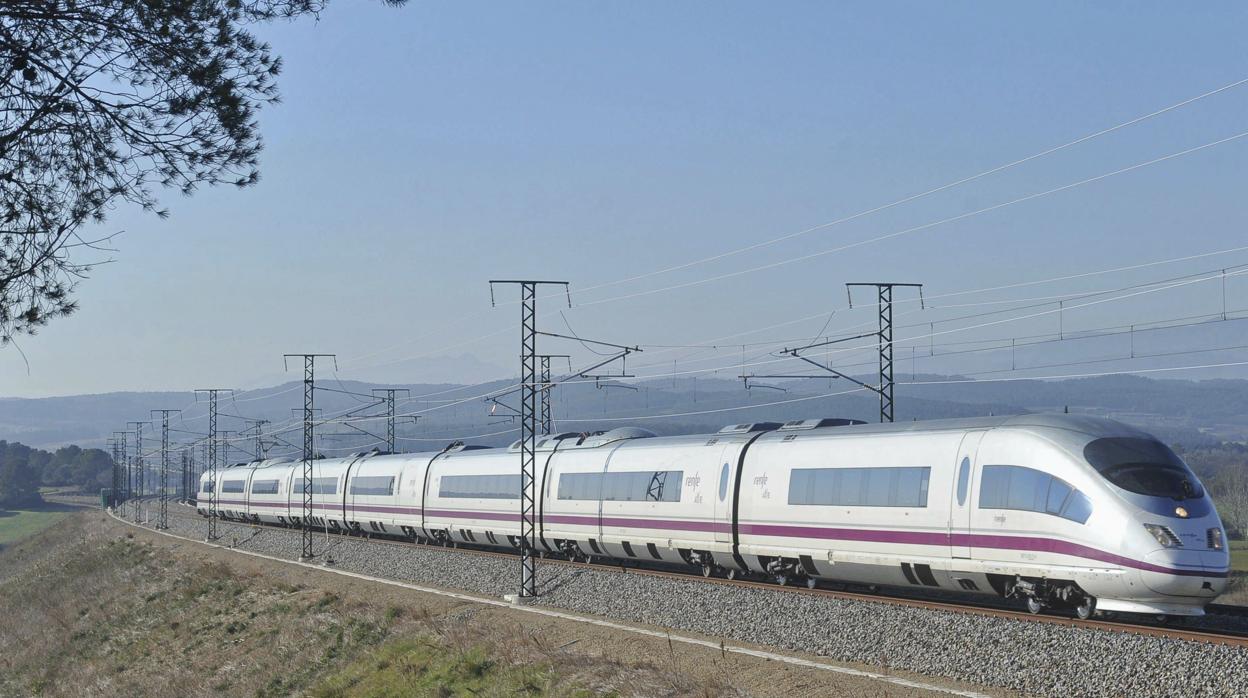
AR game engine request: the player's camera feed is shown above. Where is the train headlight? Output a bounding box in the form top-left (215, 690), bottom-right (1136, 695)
top-left (1208, 527), bottom-right (1225, 551)
top-left (1144, 523), bottom-right (1183, 548)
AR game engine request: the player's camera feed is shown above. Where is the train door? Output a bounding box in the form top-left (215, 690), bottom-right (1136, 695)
top-left (949, 431), bottom-right (986, 559)
top-left (712, 443), bottom-right (738, 545)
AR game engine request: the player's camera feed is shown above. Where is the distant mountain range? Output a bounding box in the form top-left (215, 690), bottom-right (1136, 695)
top-left (2, 373), bottom-right (1246, 454)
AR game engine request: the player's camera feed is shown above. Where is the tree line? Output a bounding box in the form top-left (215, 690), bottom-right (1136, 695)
top-left (0, 440), bottom-right (112, 508)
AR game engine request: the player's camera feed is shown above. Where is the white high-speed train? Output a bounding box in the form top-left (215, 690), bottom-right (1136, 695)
top-left (198, 414), bottom-right (1230, 619)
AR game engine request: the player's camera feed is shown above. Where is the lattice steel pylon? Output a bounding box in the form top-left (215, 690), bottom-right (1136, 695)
top-left (489, 280), bottom-right (570, 599)
top-left (846, 283), bottom-right (923, 423)
top-left (539, 355), bottom-right (553, 435)
top-left (127, 421), bottom-right (149, 521)
top-left (151, 410), bottom-right (179, 529)
top-left (112, 430), bottom-right (128, 507)
top-left (180, 449), bottom-right (190, 503)
top-left (196, 389), bottom-right (231, 541)
top-left (284, 354), bottom-right (335, 561)
top-left (117, 431), bottom-right (130, 508)
top-left (107, 437), bottom-right (119, 508)
top-left (371, 388), bottom-right (410, 453)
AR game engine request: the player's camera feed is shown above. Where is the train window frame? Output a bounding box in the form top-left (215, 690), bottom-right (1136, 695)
top-left (221, 480), bottom-right (245, 493)
top-left (979, 465), bottom-right (1092, 524)
top-left (718, 462), bottom-right (730, 502)
top-left (787, 466), bottom-right (931, 507)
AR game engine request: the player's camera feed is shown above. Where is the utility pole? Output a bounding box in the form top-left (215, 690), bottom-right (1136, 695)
top-left (489, 280), bottom-right (570, 600)
top-left (111, 430), bottom-right (128, 508)
top-left (244, 419), bottom-right (271, 461)
top-left (195, 389), bottom-right (232, 541)
top-left (116, 431), bottom-right (130, 508)
top-left (106, 437), bottom-right (120, 508)
top-left (284, 354), bottom-right (336, 561)
top-left (540, 356), bottom-right (553, 435)
top-left (846, 283), bottom-right (924, 423)
top-left (126, 421), bottom-right (150, 522)
top-left (180, 449), bottom-right (190, 503)
top-left (219, 431), bottom-right (237, 466)
top-left (151, 410), bottom-right (180, 530)
top-left (199, 441), bottom-right (209, 503)
top-left (370, 388), bottom-right (409, 453)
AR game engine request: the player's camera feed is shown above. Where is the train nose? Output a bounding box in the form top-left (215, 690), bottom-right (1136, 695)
top-left (1141, 549), bottom-right (1228, 598)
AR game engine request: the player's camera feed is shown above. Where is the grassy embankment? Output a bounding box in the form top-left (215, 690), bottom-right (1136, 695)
top-left (0, 513), bottom-right (734, 697)
top-left (0, 505), bottom-right (74, 547)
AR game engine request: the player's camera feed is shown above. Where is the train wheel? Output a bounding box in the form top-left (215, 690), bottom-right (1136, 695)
top-left (725, 569), bottom-right (738, 581)
top-left (805, 577), bottom-right (818, 590)
top-left (702, 565), bottom-right (714, 578)
top-left (773, 574), bottom-right (789, 586)
top-left (1075, 596), bottom-right (1096, 620)
top-left (1026, 597), bottom-right (1044, 615)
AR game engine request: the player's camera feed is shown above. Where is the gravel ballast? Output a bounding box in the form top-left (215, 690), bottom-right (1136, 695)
top-left (135, 503), bottom-right (1248, 698)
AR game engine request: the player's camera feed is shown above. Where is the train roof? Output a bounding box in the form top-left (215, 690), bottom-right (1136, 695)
top-left (209, 414), bottom-right (1154, 471)
top-left (765, 413), bottom-right (1146, 438)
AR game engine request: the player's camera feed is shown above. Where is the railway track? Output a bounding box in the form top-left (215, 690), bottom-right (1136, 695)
top-left (115, 497), bottom-right (1248, 649)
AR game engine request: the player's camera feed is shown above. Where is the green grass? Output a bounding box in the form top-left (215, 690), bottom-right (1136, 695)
top-left (0, 507), bottom-right (73, 546)
top-left (1231, 539), bottom-right (1248, 574)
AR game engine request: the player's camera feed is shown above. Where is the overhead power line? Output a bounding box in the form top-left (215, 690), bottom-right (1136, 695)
top-left (567, 76), bottom-right (1248, 300)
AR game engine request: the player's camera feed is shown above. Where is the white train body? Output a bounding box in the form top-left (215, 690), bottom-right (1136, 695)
top-left (198, 414), bottom-right (1230, 617)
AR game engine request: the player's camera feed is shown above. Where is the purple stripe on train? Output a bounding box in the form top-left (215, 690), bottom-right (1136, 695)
top-left (738, 523), bottom-right (1228, 578)
top-left (208, 502), bottom-right (1228, 579)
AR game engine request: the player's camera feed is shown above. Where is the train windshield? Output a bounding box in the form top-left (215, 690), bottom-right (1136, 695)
top-left (1083, 437), bottom-right (1203, 501)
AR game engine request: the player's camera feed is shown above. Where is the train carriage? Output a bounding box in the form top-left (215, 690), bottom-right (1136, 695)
top-left (424, 444), bottom-right (526, 548)
top-left (197, 413), bottom-right (1230, 618)
top-left (737, 421), bottom-right (963, 587)
top-left (245, 458), bottom-right (294, 524)
top-left (342, 453), bottom-right (417, 536)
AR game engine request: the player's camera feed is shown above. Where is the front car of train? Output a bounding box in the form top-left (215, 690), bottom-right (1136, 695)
top-left (1009, 415), bottom-right (1230, 618)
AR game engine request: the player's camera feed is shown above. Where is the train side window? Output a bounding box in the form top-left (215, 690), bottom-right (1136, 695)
top-left (251, 479), bottom-right (280, 495)
top-left (440, 474), bottom-right (521, 499)
top-left (1045, 479), bottom-right (1072, 515)
top-left (350, 476), bottom-right (395, 496)
top-left (787, 467), bottom-right (930, 507)
top-left (979, 466), bottom-right (1009, 508)
top-left (1060, 491), bottom-right (1093, 524)
top-left (956, 457), bottom-right (970, 506)
top-left (1006, 468), bottom-right (1049, 512)
top-left (558, 471), bottom-right (681, 502)
top-left (311, 477), bottom-right (337, 495)
top-left (718, 462), bottom-right (730, 502)
top-left (981, 464), bottom-right (1091, 524)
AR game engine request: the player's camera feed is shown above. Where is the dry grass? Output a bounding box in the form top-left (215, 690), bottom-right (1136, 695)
top-left (0, 514), bottom-right (743, 698)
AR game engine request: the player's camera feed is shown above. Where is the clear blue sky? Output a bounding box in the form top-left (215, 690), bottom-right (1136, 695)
top-left (3, 1), bottom-right (1247, 397)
